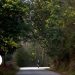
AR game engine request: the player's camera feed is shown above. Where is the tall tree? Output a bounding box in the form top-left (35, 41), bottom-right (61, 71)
top-left (31, 0), bottom-right (75, 69)
top-left (0, 0), bottom-right (32, 65)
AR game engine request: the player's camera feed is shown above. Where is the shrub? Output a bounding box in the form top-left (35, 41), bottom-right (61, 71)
top-left (13, 48), bottom-right (32, 67)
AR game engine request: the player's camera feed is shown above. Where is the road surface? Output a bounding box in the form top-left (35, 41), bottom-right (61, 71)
top-left (16, 67), bottom-right (61, 75)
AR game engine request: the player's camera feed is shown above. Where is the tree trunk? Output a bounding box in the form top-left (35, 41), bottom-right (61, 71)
top-left (2, 53), bottom-right (6, 66)
top-left (69, 49), bottom-right (75, 71)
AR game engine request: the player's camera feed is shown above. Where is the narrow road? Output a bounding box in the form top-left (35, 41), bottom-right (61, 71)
top-left (16, 67), bottom-right (61, 75)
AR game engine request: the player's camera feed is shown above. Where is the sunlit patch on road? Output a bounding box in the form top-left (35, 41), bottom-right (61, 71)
top-left (20, 67), bottom-right (50, 70)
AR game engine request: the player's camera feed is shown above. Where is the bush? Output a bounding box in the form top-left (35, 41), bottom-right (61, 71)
top-left (13, 48), bottom-right (32, 67)
top-left (0, 65), bottom-right (17, 75)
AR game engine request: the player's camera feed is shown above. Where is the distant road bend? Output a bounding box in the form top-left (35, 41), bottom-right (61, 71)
top-left (16, 67), bottom-right (61, 75)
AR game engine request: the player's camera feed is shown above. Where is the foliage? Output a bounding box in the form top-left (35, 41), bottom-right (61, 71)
top-left (0, 0), bottom-right (75, 71)
top-left (31, 0), bottom-right (75, 69)
top-left (0, 65), bottom-right (17, 75)
top-left (0, 0), bottom-right (32, 55)
top-left (14, 48), bottom-right (33, 67)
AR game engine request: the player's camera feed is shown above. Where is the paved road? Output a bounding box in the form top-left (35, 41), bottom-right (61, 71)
top-left (16, 67), bottom-right (61, 75)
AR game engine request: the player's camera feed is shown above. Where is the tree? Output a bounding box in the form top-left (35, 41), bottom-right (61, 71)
top-left (0, 0), bottom-right (32, 65)
top-left (31, 0), bottom-right (75, 69)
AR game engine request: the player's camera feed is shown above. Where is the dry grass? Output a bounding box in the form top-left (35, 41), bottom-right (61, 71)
top-left (0, 65), bottom-right (18, 75)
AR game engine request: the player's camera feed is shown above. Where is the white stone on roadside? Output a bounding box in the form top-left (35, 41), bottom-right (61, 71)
top-left (0, 55), bottom-right (2, 65)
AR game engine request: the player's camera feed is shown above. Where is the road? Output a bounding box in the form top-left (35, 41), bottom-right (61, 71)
top-left (16, 67), bottom-right (61, 75)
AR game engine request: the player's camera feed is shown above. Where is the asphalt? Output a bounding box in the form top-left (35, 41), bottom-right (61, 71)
top-left (16, 67), bottom-right (61, 75)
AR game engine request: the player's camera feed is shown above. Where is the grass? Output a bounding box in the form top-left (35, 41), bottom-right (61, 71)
top-left (0, 70), bottom-right (16, 75)
top-left (52, 66), bottom-right (73, 75)
top-left (56, 68), bottom-right (75, 75)
top-left (0, 65), bottom-right (18, 75)
top-left (66, 71), bottom-right (75, 75)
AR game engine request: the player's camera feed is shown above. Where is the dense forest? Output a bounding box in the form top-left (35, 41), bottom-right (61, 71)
top-left (0, 0), bottom-right (75, 75)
